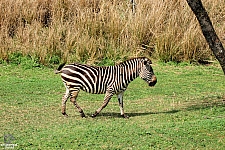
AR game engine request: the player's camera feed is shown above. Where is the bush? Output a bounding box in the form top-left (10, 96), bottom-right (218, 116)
top-left (7, 52), bottom-right (41, 69)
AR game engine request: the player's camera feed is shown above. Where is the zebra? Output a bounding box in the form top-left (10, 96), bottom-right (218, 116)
top-left (55, 57), bottom-right (157, 118)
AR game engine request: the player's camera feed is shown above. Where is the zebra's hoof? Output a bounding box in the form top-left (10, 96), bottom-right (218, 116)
top-left (80, 113), bottom-right (86, 118)
top-left (62, 112), bottom-right (68, 117)
top-left (121, 114), bottom-right (129, 119)
top-left (91, 114), bottom-right (96, 118)
top-left (91, 112), bottom-right (98, 118)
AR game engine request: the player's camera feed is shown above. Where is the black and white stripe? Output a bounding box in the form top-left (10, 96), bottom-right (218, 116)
top-left (55, 57), bottom-right (157, 118)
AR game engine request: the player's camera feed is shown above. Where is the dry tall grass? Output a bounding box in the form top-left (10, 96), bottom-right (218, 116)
top-left (0, 0), bottom-right (224, 64)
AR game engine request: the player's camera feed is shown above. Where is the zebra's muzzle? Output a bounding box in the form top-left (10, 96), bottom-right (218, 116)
top-left (149, 75), bottom-right (157, 86)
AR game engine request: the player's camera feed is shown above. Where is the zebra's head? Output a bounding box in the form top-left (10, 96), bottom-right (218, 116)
top-left (139, 58), bottom-right (157, 87)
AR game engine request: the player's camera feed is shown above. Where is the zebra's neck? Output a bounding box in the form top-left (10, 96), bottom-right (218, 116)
top-left (117, 59), bottom-right (142, 84)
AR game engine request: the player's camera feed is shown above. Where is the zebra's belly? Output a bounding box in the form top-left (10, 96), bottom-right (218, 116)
top-left (80, 84), bottom-right (107, 94)
top-left (81, 84), bottom-right (126, 95)
top-left (83, 89), bottom-right (107, 94)
top-left (81, 87), bottom-right (125, 95)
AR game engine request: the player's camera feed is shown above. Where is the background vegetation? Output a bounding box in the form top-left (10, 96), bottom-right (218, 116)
top-left (0, 62), bottom-right (224, 149)
top-left (0, 0), bottom-right (225, 65)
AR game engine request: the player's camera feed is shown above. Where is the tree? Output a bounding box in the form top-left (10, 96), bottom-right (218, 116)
top-left (186, 0), bottom-right (225, 75)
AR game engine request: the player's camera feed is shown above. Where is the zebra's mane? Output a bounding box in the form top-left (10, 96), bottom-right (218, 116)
top-left (116, 57), bottom-right (149, 66)
top-left (71, 57), bottom-right (149, 68)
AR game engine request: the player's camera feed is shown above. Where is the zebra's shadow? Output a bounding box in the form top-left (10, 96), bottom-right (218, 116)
top-left (89, 109), bottom-right (179, 118)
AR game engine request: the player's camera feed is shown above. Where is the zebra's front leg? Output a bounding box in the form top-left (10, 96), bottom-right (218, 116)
top-left (117, 92), bottom-right (129, 118)
top-left (70, 91), bottom-right (86, 118)
top-left (91, 91), bottom-right (113, 118)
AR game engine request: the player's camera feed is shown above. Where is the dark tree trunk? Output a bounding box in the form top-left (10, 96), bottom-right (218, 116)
top-left (186, 0), bottom-right (225, 75)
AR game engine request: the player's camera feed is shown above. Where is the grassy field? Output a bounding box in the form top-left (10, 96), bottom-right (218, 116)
top-left (0, 62), bottom-right (225, 149)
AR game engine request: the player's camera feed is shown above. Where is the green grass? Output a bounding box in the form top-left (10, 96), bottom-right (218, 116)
top-left (0, 62), bottom-right (225, 149)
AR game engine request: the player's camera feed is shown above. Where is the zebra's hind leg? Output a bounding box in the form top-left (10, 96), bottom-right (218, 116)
top-left (70, 91), bottom-right (86, 118)
top-left (62, 85), bottom-right (70, 117)
top-left (91, 91), bottom-right (113, 118)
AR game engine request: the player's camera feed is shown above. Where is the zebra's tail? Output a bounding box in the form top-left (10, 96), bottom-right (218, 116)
top-left (55, 63), bottom-right (66, 74)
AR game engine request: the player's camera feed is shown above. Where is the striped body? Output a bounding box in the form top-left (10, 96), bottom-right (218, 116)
top-left (61, 60), bottom-right (141, 94)
top-left (56, 57), bottom-right (157, 118)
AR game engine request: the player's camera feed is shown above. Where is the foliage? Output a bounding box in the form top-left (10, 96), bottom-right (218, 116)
top-left (0, 0), bottom-right (225, 65)
top-left (6, 52), bottom-right (41, 69)
top-left (0, 62), bottom-right (224, 149)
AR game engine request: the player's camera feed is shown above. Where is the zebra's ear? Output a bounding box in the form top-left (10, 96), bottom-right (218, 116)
top-left (144, 60), bottom-right (148, 65)
top-left (144, 58), bottom-right (152, 65)
top-left (149, 60), bottom-right (152, 64)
